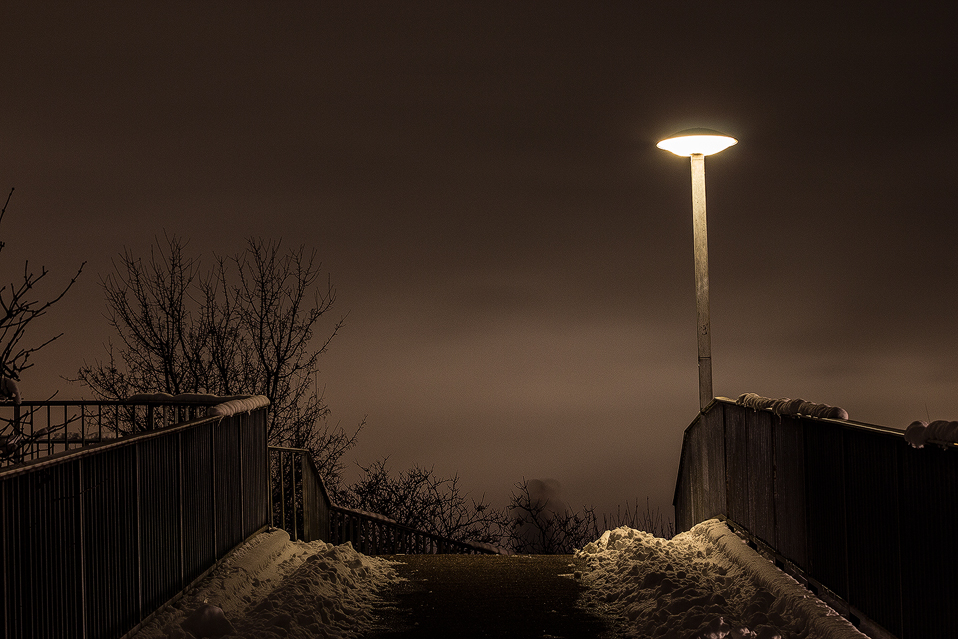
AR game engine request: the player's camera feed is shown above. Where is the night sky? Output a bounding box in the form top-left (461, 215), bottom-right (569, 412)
top-left (3, 3), bottom-right (956, 517)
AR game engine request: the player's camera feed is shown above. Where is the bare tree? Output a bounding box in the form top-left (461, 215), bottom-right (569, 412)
top-left (75, 234), bottom-right (359, 489)
top-left (339, 457), bottom-right (508, 546)
top-left (506, 478), bottom-right (599, 554)
top-left (0, 188), bottom-right (84, 384)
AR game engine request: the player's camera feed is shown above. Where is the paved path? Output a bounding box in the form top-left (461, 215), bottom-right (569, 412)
top-left (364, 554), bottom-right (616, 639)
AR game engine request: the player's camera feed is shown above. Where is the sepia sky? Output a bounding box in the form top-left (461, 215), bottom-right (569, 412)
top-left (2, 2), bottom-right (957, 516)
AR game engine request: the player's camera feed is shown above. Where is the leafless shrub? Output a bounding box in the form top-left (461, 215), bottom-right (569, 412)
top-left (504, 478), bottom-right (599, 554)
top-left (338, 457), bottom-right (508, 546)
top-left (602, 497), bottom-right (675, 539)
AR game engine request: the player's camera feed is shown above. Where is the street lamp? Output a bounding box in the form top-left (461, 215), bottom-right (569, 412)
top-left (657, 128), bottom-right (737, 412)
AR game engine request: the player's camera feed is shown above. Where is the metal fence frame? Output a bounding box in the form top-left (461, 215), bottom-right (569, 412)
top-left (1, 400), bottom-right (229, 468)
top-left (0, 403), bottom-right (269, 639)
top-left (674, 398), bottom-right (957, 639)
top-left (267, 446), bottom-right (499, 555)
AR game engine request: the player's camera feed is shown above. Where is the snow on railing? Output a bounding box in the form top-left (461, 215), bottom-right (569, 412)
top-left (903, 419), bottom-right (958, 449)
top-left (735, 392), bottom-right (849, 420)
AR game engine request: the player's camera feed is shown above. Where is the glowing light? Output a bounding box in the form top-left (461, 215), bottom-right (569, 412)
top-left (656, 128), bottom-right (737, 157)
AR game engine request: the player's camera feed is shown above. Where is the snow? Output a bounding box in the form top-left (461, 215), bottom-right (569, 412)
top-left (122, 393), bottom-right (271, 417)
top-left (132, 529), bottom-right (400, 639)
top-left (736, 393), bottom-right (848, 421)
top-left (904, 419), bottom-right (958, 448)
top-left (0, 376), bottom-right (21, 404)
top-left (135, 520), bottom-right (867, 639)
top-left (575, 520), bottom-right (867, 639)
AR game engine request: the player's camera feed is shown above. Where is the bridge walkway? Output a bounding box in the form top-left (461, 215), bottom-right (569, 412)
top-left (364, 554), bottom-right (618, 639)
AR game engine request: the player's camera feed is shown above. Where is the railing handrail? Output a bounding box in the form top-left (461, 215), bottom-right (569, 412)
top-left (268, 445), bottom-right (502, 555)
top-left (329, 504), bottom-right (502, 554)
top-left (1, 395), bottom-right (269, 469)
top-left (1, 403), bottom-right (270, 639)
top-left (0, 412), bottom-right (223, 479)
top-left (4, 396), bottom-right (259, 407)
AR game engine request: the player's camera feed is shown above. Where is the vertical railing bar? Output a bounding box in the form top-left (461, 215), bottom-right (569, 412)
top-left (135, 442), bottom-right (143, 624)
top-left (211, 420), bottom-right (218, 558)
top-left (178, 431), bottom-right (185, 591)
top-left (79, 457), bottom-right (87, 639)
top-left (240, 415), bottom-right (246, 540)
top-left (1, 474), bottom-right (6, 639)
top-left (301, 452), bottom-right (309, 541)
top-left (267, 447), bottom-right (273, 531)
top-left (46, 404), bottom-right (52, 458)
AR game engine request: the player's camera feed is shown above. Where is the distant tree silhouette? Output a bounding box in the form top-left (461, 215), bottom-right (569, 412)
top-left (75, 234), bottom-right (359, 489)
top-left (339, 465), bottom-right (636, 553)
top-left (0, 188), bottom-right (84, 384)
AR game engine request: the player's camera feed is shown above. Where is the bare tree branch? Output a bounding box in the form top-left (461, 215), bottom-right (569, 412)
top-left (73, 234), bottom-right (358, 490)
top-left (0, 188), bottom-right (85, 381)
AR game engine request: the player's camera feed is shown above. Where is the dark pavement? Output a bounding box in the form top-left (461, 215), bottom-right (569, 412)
top-left (364, 554), bottom-right (617, 638)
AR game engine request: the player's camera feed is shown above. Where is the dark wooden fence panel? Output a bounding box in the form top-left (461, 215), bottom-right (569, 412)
top-left (745, 409), bottom-right (775, 544)
top-left (773, 416), bottom-right (807, 571)
top-left (842, 428), bottom-right (902, 636)
top-left (898, 444), bottom-right (958, 638)
top-left (803, 418), bottom-right (849, 600)
top-left (674, 398), bottom-right (955, 639)
top-left (724, 406), bottom-right (748, 527)
top-left (702, 406), bottom-right (726, 524)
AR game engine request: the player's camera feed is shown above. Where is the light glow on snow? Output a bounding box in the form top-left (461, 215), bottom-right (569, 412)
top-left (576, 520), bottom-right (867, 639)
top-left (132, 529), bottom-right (399, 639)
top-left (133, 520), bottom-right (869, 638)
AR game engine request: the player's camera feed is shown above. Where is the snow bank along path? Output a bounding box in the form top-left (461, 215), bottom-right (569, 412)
top-left (132, 529), bottom-right (400, 639)
top-left (576, 519), bottom-right (867, 639)
top-left (134, 519), bottom-right (866, 638)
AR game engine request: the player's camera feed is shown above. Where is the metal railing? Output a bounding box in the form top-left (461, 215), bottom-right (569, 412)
top-left (268, 446), bottom-right (500, 554)
top-left (268, 446), bottom-right (332, 543)
top-left (1, 399), bottom-right (229, 467)
top-left (674, 397), bottom-right (957, 639)
top-left (329, 505), bottom-right (500, 554)
top-left (0, 402), bottom-right (269, 639)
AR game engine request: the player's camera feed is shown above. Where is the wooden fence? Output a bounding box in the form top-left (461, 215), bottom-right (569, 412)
top-left (674, 398), bottom-right (957, 638)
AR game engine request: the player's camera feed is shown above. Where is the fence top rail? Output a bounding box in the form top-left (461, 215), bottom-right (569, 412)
top-left (2, 394), bottom-right (267, 408)
top-left (674, 396), bottom-right (919, 508)
top-left (328, 504), bottom-right (503, 554)
top-left (694, 397), bottom-right (906, 438)
top-left (0, 406), bottom-right (267, 480)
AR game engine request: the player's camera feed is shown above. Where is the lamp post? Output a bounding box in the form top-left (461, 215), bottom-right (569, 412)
top-left (657, 128), bottom-right (737, 412)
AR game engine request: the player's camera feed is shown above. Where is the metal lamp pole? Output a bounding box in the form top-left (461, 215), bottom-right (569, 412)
top-left (657, 128), bottom-right (737, 412)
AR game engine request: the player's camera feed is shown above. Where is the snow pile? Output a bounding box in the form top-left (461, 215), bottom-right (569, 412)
top-left (904, 419), bottom-right (958, 448)
top-left (576, 520), bottom-right (866, 639)
top-left (0, 376), bottom-right (21, 404)
top-left (736, 394), bottom-right (848, 421)
top-left (207, 395), bottom-right (270, 417)
top-left (133, 529), bottom-right (399, 639)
